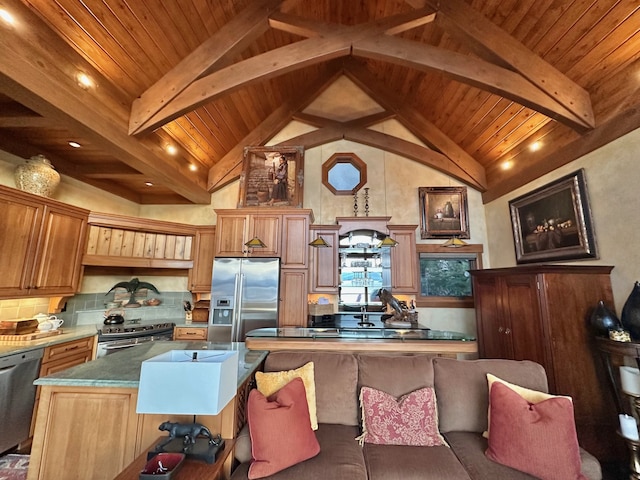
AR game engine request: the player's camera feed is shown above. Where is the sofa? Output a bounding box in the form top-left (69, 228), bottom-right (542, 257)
top-left (230, 351), bottom-right (602, 480)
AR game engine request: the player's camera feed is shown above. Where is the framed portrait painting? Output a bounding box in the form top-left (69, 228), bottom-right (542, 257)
top-left (509, 169), bottom-right (598, 264)
top-left (419, 186), bottom-right (470, 239)
top-left (238, 146), bottom-right (304, 208)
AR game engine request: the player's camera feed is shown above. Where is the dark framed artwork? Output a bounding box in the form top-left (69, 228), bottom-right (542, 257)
top-left (419, 186), bottom-right (470, 239)
top-left (509, 169), bottom-right (598, 264)
top-left (238, 146), bottom-right (304, 208)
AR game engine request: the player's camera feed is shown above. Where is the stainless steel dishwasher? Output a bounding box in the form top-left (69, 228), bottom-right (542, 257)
top-left (0, 349), bottom-right (43, 453)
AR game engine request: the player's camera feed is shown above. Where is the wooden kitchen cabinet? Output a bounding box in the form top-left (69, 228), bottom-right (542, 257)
top-left (189, 226), bottom-right (216, 292)
top-left (0, 185), bottom-right (88, 299)
top-left (309, 225), bottom-right (340, 293)
top-left (470, 265), bottom-right (618, 461)
top-left (280, 212), bottom-right (311, 268)
top-left (279, 269), bottom-right (308, 327)
top-left (388, 225), bottom-right (418, 294)
top-left (214, 210), bottom-right (280, 257)
top-left (173, 326), bottom-right (208, 340)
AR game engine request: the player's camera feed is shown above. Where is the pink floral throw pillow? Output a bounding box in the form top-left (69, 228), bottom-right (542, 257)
top-left (357, 386), bottom-right (448, 447)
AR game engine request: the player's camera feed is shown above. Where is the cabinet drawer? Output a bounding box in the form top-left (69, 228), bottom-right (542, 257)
top-left (42, 336), bottom-right (95, 363)
top-left (40, 351), bottom-right (93, 376)
top-left (174, 327), bottom-right (208, 340)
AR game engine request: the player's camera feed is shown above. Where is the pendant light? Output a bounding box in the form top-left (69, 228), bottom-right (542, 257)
top-left (377, 236), bottom-right (398, 248)
top-left (442, 236), bottom-right (468, 248)
top-left (244, 237), bottom-right (266, 248)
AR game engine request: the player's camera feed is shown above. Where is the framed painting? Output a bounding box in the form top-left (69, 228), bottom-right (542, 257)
top-left (419, 186), bottom-right (470, 239)
top-left (509, 169), bottom-right (598, 264)
top-left (238, 146), bottom-right (304, 208)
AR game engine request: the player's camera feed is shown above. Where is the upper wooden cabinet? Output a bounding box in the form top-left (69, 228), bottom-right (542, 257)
top-left (388, 225), bottom-right (419, 294)
top-left (214, 209), bottom-right (312, 267)
top-left (189, 226), bottom-right (216, 293)
top-left (0, 185), bottom-right (88, 298)
top-left (309, 225), bottom-right (340, 293)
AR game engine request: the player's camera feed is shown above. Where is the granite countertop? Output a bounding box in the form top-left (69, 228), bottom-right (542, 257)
top-left (246, 327), bottom-right (476, 341)
top-left (34, 341), bottom-right (266, 389)
top-left (0, 325), bottom-right (98, 358)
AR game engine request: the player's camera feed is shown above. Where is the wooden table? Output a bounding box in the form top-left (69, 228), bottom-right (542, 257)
top-left (114, 437), bottom-right (235, 480)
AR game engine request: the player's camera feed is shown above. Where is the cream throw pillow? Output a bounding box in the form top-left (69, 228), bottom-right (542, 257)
top-left (255, 362), bottom-right (318, 430)
top-left (484, 373), bottom-right (572, 438)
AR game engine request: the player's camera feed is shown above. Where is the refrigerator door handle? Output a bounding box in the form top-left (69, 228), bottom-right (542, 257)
top-left (232, 273), bottom-right (245, 342)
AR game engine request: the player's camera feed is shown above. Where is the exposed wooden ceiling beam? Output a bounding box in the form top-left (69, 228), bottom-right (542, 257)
top-left (343, 60), bottom-right (487, 190)
top-left (129, 0), bottom-right (285, 135)
top-left (0, 116), bottom-right (54, 128)
top-left (0, 0), bottom-right (210, 204)
top-left (429, 0), bottom-right (595, 130)
top-left (207, 62), bottom-right (344, 192)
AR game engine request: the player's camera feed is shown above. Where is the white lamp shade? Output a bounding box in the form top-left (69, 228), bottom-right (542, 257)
top-left (620, 366), bottom-right (640, 396)
top-left (136, 350), bottom-right (238, 416)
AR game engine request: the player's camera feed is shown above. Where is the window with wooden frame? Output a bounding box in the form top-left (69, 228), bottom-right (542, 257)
top-left (415, 244), bottom-right (483, 308)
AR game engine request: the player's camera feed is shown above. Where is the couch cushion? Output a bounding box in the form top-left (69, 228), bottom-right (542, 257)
top-left (265, 351), bottom-right (359, 425)
top-left (485, 382), bottom-right (586, 480)
top-left (247, 377), bottom-right (320, 479)
top-left (230, 424), bottom-right (367, 480)
top-left (357, 353), bottom-right (435, 396)
top-left (433, 357), bottom-right (548, 433)
top-left (363, 443), bottom-right (472, 480)
top-left (444, 431), bottom-right (602, 480)
top-left (358, 386), bottom-right (447, 447)
top-left (255, 361), bottom-right (318, 430)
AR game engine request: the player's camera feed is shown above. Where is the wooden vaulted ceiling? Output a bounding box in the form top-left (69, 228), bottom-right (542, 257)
top-left (0, 0), bottom-right (638, 204)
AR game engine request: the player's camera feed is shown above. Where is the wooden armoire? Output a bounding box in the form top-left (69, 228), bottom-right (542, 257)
top-left (470, 265), bottom-right (621, 462)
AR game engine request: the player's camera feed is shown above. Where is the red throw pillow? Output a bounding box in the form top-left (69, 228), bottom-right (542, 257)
top-left (358, 386), bottom-right (447, 446)
top-left (485, 382), bottom-right (586, 480)
top-left (247, 377), bottom-right (320, 479)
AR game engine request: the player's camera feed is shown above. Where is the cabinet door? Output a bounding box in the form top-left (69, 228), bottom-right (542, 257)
top-left (281, 213), bottom-right (309, 268)
top-left (189, 226), bottom-right (216, 292)
top-left (500, 274), bottom-right (547, 367)
top-left (249, 214), bottom-right (280, 257)
top-left (472, 275), bottom-right (514, 359)
top-left (279, 269), bottom-right (308, 327)
top-left (309, 227), bottom-right (339, 293)
top-left (0, 193), bottom-right (42, 296)
top-left (389, 226), bottom-right (418, 294)
top-left (31, 205), bottom-right (88, 295)
top-left (215, 214), bottom-right (248, 257)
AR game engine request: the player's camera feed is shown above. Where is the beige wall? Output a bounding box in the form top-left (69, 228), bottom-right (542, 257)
top-left (484, 127), bottom-right (640, 315)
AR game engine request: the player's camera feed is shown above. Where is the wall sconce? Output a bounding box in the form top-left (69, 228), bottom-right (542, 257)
top-left (244, 237), bottom-right (266, 248)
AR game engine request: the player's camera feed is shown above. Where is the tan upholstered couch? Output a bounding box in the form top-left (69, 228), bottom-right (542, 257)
top-left (231, 351), bottom-right (602, 480)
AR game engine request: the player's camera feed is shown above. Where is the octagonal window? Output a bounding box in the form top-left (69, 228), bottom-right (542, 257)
top-left (322, 153), bottom-right (367, 195)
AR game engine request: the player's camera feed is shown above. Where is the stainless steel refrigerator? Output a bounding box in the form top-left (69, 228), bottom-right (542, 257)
top-left (207, 257), bottom-right (280, 342)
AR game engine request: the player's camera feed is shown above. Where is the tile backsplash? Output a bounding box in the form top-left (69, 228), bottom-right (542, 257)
top-left (0, 292), bottom-right (196, 326)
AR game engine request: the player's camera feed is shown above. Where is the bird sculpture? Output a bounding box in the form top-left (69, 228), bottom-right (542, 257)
top-left (106, 278), bottom-right (160, 307)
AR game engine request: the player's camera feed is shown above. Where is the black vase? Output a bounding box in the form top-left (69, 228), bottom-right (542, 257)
top-left (589, 300), bottom-right (621, 336)
top-left (621, 281), bottom-right (640, 340)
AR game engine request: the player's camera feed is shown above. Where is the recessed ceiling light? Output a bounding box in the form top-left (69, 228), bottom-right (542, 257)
top-left (529, 141), bottom-right (542, 152)
top-left (75, 72), bottom-right (94, 89)
top-left (0, 9), bottom-right (15, 25)
top-left (145, 182), bottom-right (153, 187)
top-left (68, 141), bottom-right (81, 148)
top-left (189, 164), bottom-right (197, 171)
top-left (165, 145), bottom-right (178, 155)
top-left (501, 160), bottom-right (513, 170)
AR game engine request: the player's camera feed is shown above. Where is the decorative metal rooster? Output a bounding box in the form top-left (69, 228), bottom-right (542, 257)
top-left (106, 278), bottom-right (160, 307)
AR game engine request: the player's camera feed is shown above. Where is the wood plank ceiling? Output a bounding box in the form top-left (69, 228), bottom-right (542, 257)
top-left (0, 0), bottom-right (638, 204)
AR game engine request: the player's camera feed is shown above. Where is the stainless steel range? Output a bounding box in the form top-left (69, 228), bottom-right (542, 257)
top-left (96, 320), bottom-right (175, 357)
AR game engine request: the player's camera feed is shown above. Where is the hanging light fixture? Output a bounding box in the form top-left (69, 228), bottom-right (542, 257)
top-left (377, 236), bottom-right (398, 248)
top-left (309, 236), bottom-right (331, 248)
top-left (442, 236), bottom-right (468, 248)
top-left (244, 237), bottom-right (266, 248)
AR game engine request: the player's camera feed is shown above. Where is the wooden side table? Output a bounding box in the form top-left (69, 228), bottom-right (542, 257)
top-left (114, 437), bottom-right (235, 480)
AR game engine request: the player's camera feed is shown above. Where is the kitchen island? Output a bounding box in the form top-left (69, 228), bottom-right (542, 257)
top-left (245, 327), bottom-right (477, 357)
top-left (28, 341), bottom-right (266, 480)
